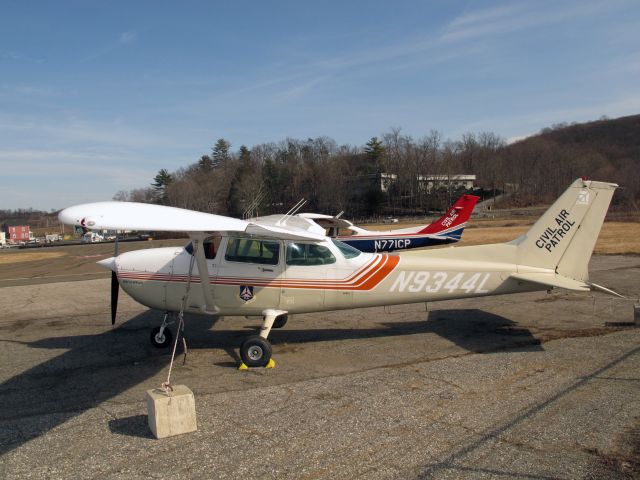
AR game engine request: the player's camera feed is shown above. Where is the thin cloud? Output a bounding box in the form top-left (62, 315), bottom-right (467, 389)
top-left (0, 114), bottom-right (176, 150)
top-left (1, 51), bottom-right (45, 64)
top-left (312, 35), bottom-right (436, 72)
top-left (0, 148), bottom-right (120, 163)
top-left (0, 148), bottom-right (157, 190)
top-left (440, 1), bottom-right (610, 44)
top-left (9, 85), bottom-right (56, 97)
top-left (449, 4), bottom-right (526, 28)
top-left (274, 76), bottom-right (329, 101)
top-left (81, 30), bottom-right (139, 62)
top-left (119, 31), bottom-right (137, 44)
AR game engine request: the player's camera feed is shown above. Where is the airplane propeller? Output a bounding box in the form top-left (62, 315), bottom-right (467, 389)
top-left (97, 233), bottom-right (120, 325)
top-left (110, 270), bottom-right (119, 325)
top-left (111, 233), bottom-right (119, 325)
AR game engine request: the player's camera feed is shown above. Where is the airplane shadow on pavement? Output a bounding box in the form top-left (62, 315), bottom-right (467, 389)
top-left (264, 309), bottom-right (543, 355)
top-left (0, 308), bottom-right (542, 454)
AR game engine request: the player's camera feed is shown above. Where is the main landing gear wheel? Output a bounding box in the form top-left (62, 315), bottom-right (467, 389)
top-left (272, 314), bottom-right (288, 329)
top-left (150, 326), bottom-right (173, 348)
top-left (240, 336), bottom-right (272, 368)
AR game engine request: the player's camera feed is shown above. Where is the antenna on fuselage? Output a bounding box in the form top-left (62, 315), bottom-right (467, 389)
top-left (277, 198), bottom-right (307, 226)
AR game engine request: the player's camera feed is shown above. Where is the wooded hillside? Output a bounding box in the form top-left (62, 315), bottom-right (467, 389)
top-left (118, 114), bottom-right (637, 218)
top-left (3, 114), bottom-right (638, 226)
top-left (500, 114), bottom-right (640, 209)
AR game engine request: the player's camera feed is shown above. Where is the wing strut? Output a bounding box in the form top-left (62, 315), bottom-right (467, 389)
top-left (189, 233), bottom-right (218, 314)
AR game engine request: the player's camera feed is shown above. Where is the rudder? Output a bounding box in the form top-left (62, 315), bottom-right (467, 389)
top-left (420, 194), bottom-right (480, 235)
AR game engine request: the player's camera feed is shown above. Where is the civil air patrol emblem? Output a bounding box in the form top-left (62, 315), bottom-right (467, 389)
top-left (239, 285), bottom-right (254, 301)
top-left (577, 189), bottom-right (590, 205)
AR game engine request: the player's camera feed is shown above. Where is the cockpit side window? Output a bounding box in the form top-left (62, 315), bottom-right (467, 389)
top-left (204, 236), bottom-right (221, 259)
top-left (286, 242), bottom-right (336, 266)
top-left (225, 237), bottom-right (280, 265)
top-left (185, 235), bottom-right (222, 260)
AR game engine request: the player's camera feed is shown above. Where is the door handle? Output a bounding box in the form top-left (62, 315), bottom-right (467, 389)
top-left (260, 267), bottom-right (274, 272)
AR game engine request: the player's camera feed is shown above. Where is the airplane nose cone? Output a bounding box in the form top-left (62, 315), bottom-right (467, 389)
top-left (97, 256), bottom-right (117, 272)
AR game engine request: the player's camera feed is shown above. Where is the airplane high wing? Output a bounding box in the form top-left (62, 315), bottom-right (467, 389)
top-left (59, 201), bottom-right (326, 241)
top-left (298, 194), bottom-right (480, 252)
top-left (58, 179), bottom-right (622, 369)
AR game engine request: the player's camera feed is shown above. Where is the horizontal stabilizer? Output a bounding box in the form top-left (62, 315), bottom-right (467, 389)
top-left (509, 272), bottom-right (591, 291)
top-left (588, 282), bottom-right (626, 298)
top-left (510, 272), bottom-right (626, 298)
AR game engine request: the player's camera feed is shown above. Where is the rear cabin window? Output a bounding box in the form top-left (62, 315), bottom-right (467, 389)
top-left (331, 239), bottom-right (362, 259)
top-left (286, 242), bottom-right (336, 266)
top-left (225, 237), bottom-right (280, 265)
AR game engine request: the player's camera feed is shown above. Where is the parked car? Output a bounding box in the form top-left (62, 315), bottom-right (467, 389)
top-left (45, 234), bottom-right (62, 243)
top-left (82, 232), bottom-right (104, 243)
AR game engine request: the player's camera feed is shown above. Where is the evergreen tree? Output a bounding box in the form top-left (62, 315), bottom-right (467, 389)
top-left (262, 158), bottom-right (282, 213)
top-left (151, 168), bottom-right (173, 204)
top-left (238, 145), bottom-right (251, 165)
top-left (212, 138), bottom-right (231, 167)
top-left (227, 146), bottom-right (252, 216)
top-left (364, 137), bottom-right (385, 174)
top-left (198, 155), bottom-right (214, 172)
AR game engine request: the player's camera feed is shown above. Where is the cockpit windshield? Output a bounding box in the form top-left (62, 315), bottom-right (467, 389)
top-left (331, 239), bottom-right (361, 259)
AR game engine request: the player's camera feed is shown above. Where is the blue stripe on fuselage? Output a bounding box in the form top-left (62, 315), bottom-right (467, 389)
top-left (340, 227), bottom-right (464, 253)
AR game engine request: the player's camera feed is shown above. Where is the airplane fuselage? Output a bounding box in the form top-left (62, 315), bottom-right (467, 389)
top-left (112, 236), bottom-right (544, 317)
top-left (337, 228), bottom-right (463, 253)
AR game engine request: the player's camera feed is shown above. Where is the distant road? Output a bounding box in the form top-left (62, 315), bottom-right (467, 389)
top-left (476, 194), bottom-right (505, 211)
top-left (0, 238), bottom-right (185, 288)
top-left (0, 272), bottom-right (110, 288)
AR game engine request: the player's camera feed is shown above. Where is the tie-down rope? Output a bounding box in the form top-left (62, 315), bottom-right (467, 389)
top-left (162, 239), bottom-right (198, 393)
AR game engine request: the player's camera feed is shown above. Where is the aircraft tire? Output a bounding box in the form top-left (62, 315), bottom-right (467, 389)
top-left (150, 326), bottom-right (173, 348)
top-left (240, 336), bottom-right (272, 367)
top-left (272, 314), bottom-right (288, 329)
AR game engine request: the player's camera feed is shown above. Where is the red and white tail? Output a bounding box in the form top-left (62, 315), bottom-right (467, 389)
top-left (419, 194), bottom-right (480, 235)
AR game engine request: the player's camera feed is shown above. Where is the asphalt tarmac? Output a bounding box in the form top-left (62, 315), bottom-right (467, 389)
top-left (1, 250), bottom-right (639, 479)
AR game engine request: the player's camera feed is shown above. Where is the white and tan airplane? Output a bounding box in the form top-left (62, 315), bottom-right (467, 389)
top-left (58, 178), bottom-right (620, 368)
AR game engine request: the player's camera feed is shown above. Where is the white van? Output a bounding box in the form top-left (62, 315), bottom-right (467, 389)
top-left (82, 232), bottom-right (104, 243)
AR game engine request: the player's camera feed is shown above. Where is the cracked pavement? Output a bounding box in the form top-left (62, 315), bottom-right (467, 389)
top-left (0, 253), bottom-right (639, 479)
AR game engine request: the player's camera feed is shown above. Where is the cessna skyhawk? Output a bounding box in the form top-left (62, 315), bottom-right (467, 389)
top-left (58, 178), bottom-right (620, 368)
top-left (297, 193), bottom-right (479, 252)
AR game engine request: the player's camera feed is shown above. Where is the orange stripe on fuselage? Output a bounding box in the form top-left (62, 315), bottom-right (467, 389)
top-left (117, 254), bottom-right (400, 291)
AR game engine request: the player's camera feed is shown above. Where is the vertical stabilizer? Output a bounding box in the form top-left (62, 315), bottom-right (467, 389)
top-left (420, 194), bottom-right (480, 235)
top-left (513, 179), bottom-right (617, 281)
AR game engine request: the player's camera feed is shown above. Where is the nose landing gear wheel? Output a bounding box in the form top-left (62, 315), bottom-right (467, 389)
top-left (240, 336), bottom-right (272, 368)
top-left (150, 326), bottom-right (173, 348)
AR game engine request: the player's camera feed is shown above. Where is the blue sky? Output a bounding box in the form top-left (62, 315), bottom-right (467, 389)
top-left (1, 0), bottom-right (639, 210)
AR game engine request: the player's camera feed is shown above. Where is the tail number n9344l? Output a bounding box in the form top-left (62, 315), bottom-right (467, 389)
top-left (390, 271), bottom-right (491, 294)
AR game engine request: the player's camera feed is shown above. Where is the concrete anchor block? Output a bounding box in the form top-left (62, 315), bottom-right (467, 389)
top-left (146, 385), bottom-right (197, 439)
